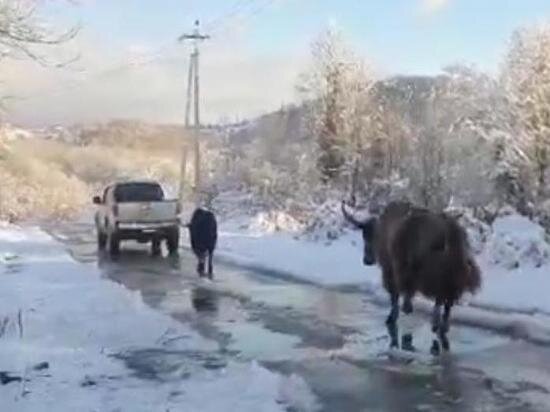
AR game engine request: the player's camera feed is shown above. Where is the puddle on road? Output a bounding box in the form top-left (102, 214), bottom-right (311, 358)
top-left (112, 348), bottom-right (230, 382)
top-left (217, 322), bottom-right (302, 362)
top-left (2, 263), bottom-right (24, 275)
top-left (263, 355), bottom-right (536, 412)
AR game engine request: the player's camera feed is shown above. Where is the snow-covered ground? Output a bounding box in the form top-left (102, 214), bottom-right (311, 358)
top-left (215, 211), bottom-right (550, 343)
top-left (0, 223), bottom-right (315, 411)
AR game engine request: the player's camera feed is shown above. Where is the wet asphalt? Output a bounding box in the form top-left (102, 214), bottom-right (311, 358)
top-left (45, 221), bottom-right (550, 412)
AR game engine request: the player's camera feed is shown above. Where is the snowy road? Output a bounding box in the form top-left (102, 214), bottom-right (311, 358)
top-left (38, 221), bottom-right (550, 411)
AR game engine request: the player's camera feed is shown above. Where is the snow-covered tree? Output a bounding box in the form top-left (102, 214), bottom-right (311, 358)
top-left (502, 24), bottom-right (550, 202)
top-left (297, 26), bottom-right (376, 190)
top-left (402, 64), bottom-right (520, 212)
top-left (439, 65), bottom-right (507, 209)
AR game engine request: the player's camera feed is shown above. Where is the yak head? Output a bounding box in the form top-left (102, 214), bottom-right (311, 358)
top-left (341, 201), bottom-right (378, 266)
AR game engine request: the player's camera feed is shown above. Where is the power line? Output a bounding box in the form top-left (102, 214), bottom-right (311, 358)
top-left (203, 0), bottom-right (258, 32)
top-left (18, 0), bottom-right (281, 102)
top-left (20, 42), bottom-right (181, 101)
top-left (208, 0), bottom-right (279, 39)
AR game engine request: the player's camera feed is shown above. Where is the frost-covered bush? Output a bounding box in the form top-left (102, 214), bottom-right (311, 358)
top-left (302, 199), bottom-right (348, 241)
top-left (534, 199), bottom-right (550, 232)
top-left (249, 210), bottom-right (305, 234)
top-left (487, 214), bottom-right (550, 269)
top-left (446, 206), bottom-right (491, 255)
top-left (0, 137), bottom-right (183, 221)
top-left (0, 158), bottom-right (89, 221)
top-left (210, 190), bottom-right (260, 220)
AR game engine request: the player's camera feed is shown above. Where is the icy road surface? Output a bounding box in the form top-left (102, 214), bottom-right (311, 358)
top-left (7, 221), bottom-right (549, 411)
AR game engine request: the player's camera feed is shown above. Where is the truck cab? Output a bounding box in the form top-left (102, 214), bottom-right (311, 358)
top-left (93, 181), bottom-right (180, 256)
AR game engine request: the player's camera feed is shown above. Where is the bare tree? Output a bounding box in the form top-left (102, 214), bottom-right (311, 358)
top-left (0, 0), bottom-right (79, 66)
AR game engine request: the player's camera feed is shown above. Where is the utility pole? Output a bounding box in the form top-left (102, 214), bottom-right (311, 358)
top-left (178, 53), bottom-right (193, 208)
top-left (179, 20), bottom-right (209, 206)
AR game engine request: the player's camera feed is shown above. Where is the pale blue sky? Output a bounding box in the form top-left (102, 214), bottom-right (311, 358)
top-left (6, 0), bottom-right (550, 125)
top-left (50, 0), bottom-right (550, 74)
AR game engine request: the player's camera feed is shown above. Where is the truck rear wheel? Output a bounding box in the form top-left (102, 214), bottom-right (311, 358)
top-left (151, 239), bottom-right (162, 256)
top-left (109, 233), bottom-right (120, 256)
top-left (166, 227), bottom-right (180, 256)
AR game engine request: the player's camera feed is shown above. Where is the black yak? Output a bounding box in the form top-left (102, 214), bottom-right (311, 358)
top-left (342, 200), bottom-right (481, 354)
top-left (186, 208), bottom-right (217, 278)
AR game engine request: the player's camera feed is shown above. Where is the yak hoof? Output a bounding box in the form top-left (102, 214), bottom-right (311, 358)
top-left (197, 262), bottom-right (205, 276)
top-left (386, 321), bottom-right (399, 349)
top-left (440, 335), bottom-right (450, 352)
top-left (401, 334), bottom-right (415, 352)
top-left (402, 300), bottom-right (413, 315)
top-left (430, 340), bottom-right (441, 356)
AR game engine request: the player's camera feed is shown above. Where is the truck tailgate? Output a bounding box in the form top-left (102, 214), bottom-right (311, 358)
top-left (116, 201), bottom-right (179, 223)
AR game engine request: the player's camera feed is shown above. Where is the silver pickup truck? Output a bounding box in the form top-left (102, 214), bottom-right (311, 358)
top-left (93, 181), bottom-right (180, 256)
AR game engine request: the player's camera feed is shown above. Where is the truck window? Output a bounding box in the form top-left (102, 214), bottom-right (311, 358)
top-left (114, 183), bottom-right (164, 202)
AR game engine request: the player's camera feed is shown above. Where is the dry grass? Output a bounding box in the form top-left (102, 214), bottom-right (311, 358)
top-left (0, 137), bottom-right (185, 222)
top-left (0, 150), bottom-right (89, 221)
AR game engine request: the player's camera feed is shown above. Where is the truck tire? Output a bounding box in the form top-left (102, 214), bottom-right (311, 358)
top-left (108, 232), bottom-right (120, 256)
top-left (97, 231), bottom-right (107, 250)
top-left (166, 227), bottom-right (180, 256)
top-left (151, 239), bottom-right (162, 257)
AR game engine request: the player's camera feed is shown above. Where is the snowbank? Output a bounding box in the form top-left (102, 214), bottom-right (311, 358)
top-left (218, 218), bottom-right (378, 287)
top-left (0, 224), bottom-right (314, 411)
top-left (486, 214), bottom-right (550, 269)
top-left (249, 210), bottom-right (305, 234)
top-left (302, 200), bottom-right (350, 242)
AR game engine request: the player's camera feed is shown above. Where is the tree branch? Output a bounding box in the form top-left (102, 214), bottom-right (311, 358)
top-left (0, 0), bottom-right (80, 67)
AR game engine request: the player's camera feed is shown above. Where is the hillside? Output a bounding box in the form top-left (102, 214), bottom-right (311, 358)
top-left (221, 75), bottom-right (442, 150)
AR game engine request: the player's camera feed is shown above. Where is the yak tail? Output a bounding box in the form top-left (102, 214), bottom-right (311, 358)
top-left (465, 257), bottom-right (482, 293)
top-left (445, 218), bottom-right (482, 294)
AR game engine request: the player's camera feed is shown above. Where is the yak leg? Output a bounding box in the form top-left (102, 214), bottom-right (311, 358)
top-left (384, 267), bottom-right (399, 326)
top-left (431, 301), bottom-right (443, 333)
top-left (385, 292), bottom-right (399, 349)
top-left (441, 302), bottom-right (452, 333)
top-left (197, 252), bottom-right (206, 276)
top-left (400, 290), bottom-right (418, 352)
top-left (439, 302), bottom-right (452, 352)
top-left (401, 269), bottom-right (415, 315)
top-left (383, 268), bottom-right (399, 348)
top-left (385, 292), bottom-right (399, 326)
top-left (402, 294), bottom-right (414, 315)
top-left (430, 301), bottom-right (443, 356)
top-left (207, 250), bottom-right (214, 278)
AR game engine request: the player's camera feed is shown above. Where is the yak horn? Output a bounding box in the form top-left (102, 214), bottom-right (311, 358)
top-left (341, 201), bottom-right (368, 228)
